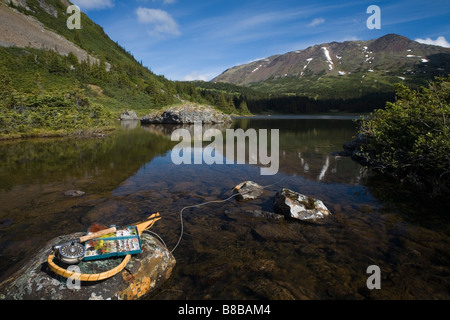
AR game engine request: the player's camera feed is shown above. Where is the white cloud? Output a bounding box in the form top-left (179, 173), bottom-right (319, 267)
top-left (136, 7), bottom-right (180, 37)
top-left (183, 71), bottom-right (211, 81)
top-left (308, 18), bottom-right (325, 27)
top-left (342, 35), bottom-right (360, 42)
top-left (149, 0), bottom-right (177, 4)
top-left (415, 36), bottom-right (450, 48)
top-left (71, 0), bottom-right (114, 10)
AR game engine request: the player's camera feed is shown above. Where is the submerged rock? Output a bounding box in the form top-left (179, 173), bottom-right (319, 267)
top-left (233, 181), bottom-right (265, 201)
top-left (64, 190), bottom-right (85, 197)
top-left (274, 188), bottom-right (331, 221)
top-left (0, 232), bottom-right (175, 300)
top-left (248, 210), bottom-right (284, 220)
top-left (332, 133), bottom-right (368, 159)
top-left (141, 103), bottom-right (232, 124)
top-left (0, 219), bottom-right (13, 229)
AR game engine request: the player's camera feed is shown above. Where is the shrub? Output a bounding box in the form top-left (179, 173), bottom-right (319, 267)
top-left (0, 90), bottom-right (113, 137)
top-left (357, 76), bottom-right (450, 194)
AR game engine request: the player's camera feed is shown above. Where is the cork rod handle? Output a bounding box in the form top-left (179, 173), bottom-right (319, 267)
top-left (79, 227), bottom-right (117, 243)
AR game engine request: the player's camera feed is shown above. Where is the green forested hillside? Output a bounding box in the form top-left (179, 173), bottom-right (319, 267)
top-left (0, 0), bottom-right (248, 139)
top-left (1, 0), bottom-right (198, 114)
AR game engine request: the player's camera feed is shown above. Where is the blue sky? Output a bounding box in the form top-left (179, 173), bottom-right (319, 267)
top-left (71, 0), bottom-right (450, 81)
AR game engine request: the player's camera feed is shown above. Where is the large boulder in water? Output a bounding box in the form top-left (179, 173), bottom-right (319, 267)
top-left (0, 232), bottom-right (175, 300)
top-left (141, 103), bottom-right (232, 124)
top-left (274, 188), bottom-right (331, 221)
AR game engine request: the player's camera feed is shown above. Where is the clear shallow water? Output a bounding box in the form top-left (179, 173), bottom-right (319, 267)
top-left (0, 116), bottom-right (449, 300)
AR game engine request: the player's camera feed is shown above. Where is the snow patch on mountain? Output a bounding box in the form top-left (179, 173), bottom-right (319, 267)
top-left (321, 47), bottom-right (333, 70)
top-left (301, 58), bottom-right (313, 76)
top-left (252, 64), bottom-right (262, 73)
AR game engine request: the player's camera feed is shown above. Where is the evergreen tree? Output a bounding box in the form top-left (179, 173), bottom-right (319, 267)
top-left (0, 72), bottom-right (15, 108)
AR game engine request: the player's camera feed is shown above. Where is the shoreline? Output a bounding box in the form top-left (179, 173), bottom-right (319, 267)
top-left (0, 112), bottom-right (366, 141)
top-left (0, 126), bottom-right (116, 142)
top-left (232, 114), bottom-right (365, 120)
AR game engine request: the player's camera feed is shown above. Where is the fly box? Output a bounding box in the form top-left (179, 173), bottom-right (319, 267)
top-left (84, 226), bottom-right (142, 261)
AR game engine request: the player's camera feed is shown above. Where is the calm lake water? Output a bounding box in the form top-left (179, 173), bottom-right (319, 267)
top-left (1, 116), bottom-right (449, 299)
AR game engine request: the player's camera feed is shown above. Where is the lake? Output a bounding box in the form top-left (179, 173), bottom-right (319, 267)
top-left (1, 116), bottom-right (449, 299)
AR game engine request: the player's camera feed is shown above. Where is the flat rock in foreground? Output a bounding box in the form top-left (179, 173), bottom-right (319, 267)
top-left (0, 232), bottom-right (175, 300)
top-left (141, 104), bottom-right (232, 124)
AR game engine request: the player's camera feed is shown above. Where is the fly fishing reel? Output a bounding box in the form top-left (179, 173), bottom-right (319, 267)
top-left (53, 241), bottom-right (86, 265)
top-left (51, 226), bottom-right (117, 265)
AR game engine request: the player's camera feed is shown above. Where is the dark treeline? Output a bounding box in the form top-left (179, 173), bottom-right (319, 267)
top-left (190, 81), bottom-right (396, 114)
top-left (245, 91), bottom-right (396, 114)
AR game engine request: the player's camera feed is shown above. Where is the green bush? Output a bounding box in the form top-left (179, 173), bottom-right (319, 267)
top-left (358, 76), bottom-right (450, 194)
top-left (0, 89), bottom-right (113, 138)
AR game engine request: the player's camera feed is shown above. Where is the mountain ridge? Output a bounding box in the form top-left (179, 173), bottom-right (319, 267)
top-left (211, 34), bottom-right (450, 99)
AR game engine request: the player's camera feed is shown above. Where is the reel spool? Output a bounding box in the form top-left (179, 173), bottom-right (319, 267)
top-left (53, 241), bottom-right (86, 265)
top-left (51, 226), bottom-right (117, 265)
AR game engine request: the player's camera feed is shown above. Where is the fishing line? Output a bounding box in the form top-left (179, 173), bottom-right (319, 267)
top-left (261, 174), bottom-right (295, 190)
top-left (170, 192), bottom-right (242, 253)
top-left (142, 229), bottom-right (168, 249)
top-left (170, 175), bottom-right (296, 253)
top-left (120, 175), bottom-right (296, 254)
